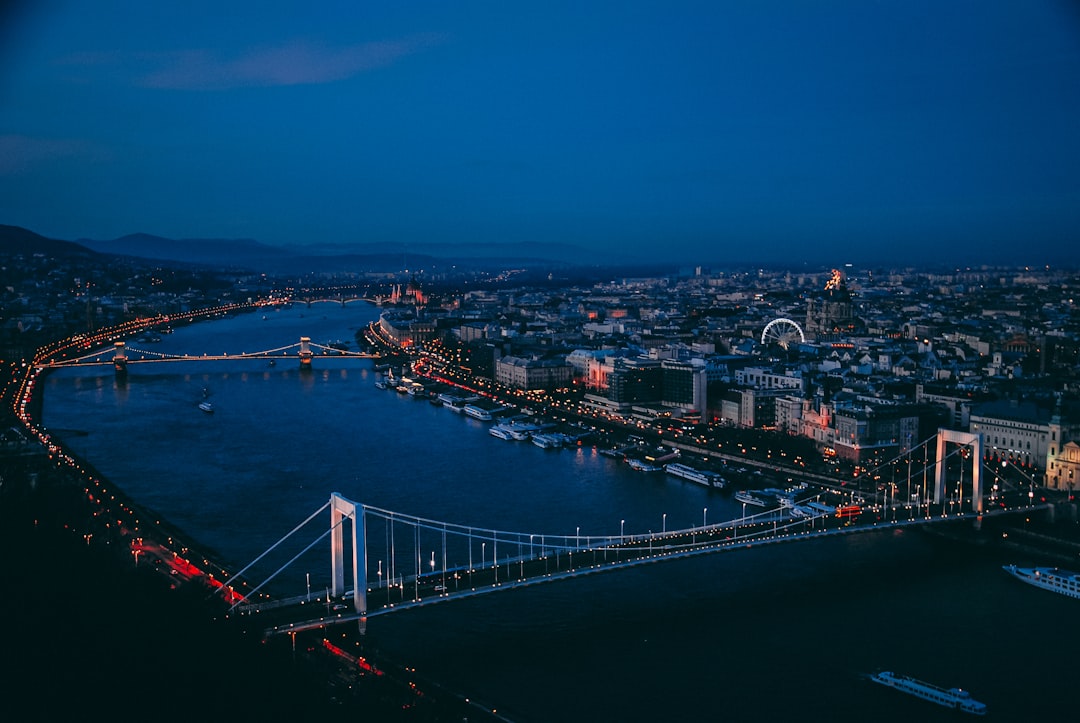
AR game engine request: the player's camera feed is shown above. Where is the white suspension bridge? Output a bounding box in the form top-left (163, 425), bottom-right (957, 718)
top-left (215, 429), bottom-right (1048, 636)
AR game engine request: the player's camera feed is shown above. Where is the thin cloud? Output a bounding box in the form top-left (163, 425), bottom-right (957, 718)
top-left (138, 35), bottom-right (443, 90)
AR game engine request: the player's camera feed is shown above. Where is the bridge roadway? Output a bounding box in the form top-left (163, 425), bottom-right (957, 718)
top-left (41, 339), bottom-right (380, 367)
top-left (246, 501), bottom-right (1046, 637)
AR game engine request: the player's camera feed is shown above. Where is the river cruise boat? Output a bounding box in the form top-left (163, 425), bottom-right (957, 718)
top-left (734, 490), bottom-right (769, 507)
top-left (497, 420), bottom-right (543, 440)
top-left (463, 404), bottom-right (495, 421)
top-left (489, 424), bottom-right (514, 440)
top-left (406, 384), bottom-right (429, 399)
top-left (437, 393), bottom-right (477, 412)
top-left (868, 671), bottom-right (986, 715)
top-left (626, 458), bottom-right (662, 472)
top-left (531, 433), bottom-right (563, 449)
top-left (1002, 564), bottom-right (1080, 599)
top-left (198, 401), bottom-right (214, 414)
top-left (664, 463), bottom-right (725, 488)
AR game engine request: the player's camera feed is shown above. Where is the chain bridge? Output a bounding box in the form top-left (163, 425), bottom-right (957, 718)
top-left (39, 335), bottom-right (377, 373)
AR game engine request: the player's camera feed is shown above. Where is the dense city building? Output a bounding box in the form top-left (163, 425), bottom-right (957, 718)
top-left (5, 225), bottom-right (1080, 486)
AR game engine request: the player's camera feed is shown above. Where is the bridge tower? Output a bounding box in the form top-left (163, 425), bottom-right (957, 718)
top-left (330, 493), bottom-right (367, 614)
top-left (934, 429), bottom-right (984, 513)
top-left (298, 336), bottom-right (313, 370)
top-left (112, 341), bottom-right (128, 376)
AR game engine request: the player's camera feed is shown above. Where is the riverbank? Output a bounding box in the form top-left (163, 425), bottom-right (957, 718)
top-left (0, 448), bottom-right (507, 722)
top-left (917, 502), bottom-right (1080, 565)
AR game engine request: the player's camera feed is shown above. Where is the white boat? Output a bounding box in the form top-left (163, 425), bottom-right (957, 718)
top-left (868, 671), bottom-right (986, 716)
top-left (626, 458), bottom-right (662, 472)
top-left (463, 404), bottom-right (494, 421)
top-left (1002, 565), bottom-right (1080, 599)
top-left (489, 425), bottom-right (513, 440)
top-left (664, 463), bottom-right (725, 488)
top-left (762, 487), bottom-right (795, 505)
top-left (492, 420), bottom-right (543, 440)
top-left (531, 433), bottom-right (563, 449)
top-left (734, 490), bottom-right (769, 507)
top-left (438, 393), bottom-right (476, 412)
top-left (198, 401), bottom-right (214, 414)
top-left (506, 422), bottom-right (545, 440)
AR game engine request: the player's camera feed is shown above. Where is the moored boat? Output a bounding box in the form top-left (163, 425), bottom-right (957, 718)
top-left (734, 490), bottom-right (769, 507)
top-left (1002, 564), bottom-right (1080, 599)
top-left (463, 404), bottom-right (494, 421)
top-left (531, 433), bottom-right (563, 449)
top-left (664, 463), bottom-right (725, 488)
top-left (626, 458), bottom-right (662, 472)
top-left (868, 671), bottom-right (986, 715)
top-left (198, 401), bottom-right (214, 414)
top-left (489, 425), bottom-right (514, 440)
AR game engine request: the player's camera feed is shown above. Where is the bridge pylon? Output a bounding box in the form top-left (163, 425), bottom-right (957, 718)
top-left (934, 429), bottom-right (984, 514)
top-left (112, 341), bottom-right (128, 376)
top-left (298, 336), bottom-right (313, 370)
top-left (330, 493), bottom-right (367, 615)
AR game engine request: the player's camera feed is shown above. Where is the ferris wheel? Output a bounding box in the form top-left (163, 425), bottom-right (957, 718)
top-left (761, 318), bottom-right (806, 349)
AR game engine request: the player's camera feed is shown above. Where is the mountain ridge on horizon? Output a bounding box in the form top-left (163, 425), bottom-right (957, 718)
top-left (6, 223), bottom-right (1073, 272)
top-left (0, 224), bottom-right (612, 273)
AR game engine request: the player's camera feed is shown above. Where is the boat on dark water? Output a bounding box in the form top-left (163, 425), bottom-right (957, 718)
top-left (1003, 564), bottom-right (1080, 599)
top-left (868, 671), bottom-right (986, 715)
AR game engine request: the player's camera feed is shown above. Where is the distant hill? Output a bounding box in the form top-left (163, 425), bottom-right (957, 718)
top-left (76, 233), bottom-right (291, 267)
top-left (4, 224), bottom-right (608, 273)
top-left (74, 233), bottom-right (594, 272)
top-left (0, 225), bottom-right (98, 258)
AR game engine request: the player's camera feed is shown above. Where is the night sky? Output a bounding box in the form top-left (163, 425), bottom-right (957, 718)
top-left (2, 1), bottom-right (1079, 266)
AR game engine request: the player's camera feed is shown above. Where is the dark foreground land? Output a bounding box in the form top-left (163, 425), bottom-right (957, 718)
top-left (0, 453), bottom-right (488, 723)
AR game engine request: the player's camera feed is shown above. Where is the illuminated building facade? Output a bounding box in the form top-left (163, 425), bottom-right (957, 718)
top-left (495, 355), bottom-right (572, 391)
top-left (805, 269), bottom-right (858, 341)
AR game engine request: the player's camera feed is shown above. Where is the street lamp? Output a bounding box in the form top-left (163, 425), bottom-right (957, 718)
top-left (482, 542), bottom-right (486, 568)
top-left (662, 513), bottom-right (666, 534)
top-left (620, 519), bottom-right (625, 541)
top-left (703, 507), bottom-right (708, 529)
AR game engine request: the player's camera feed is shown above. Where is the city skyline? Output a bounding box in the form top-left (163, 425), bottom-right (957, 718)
top-left (2, 2), bottom-right (1079, 266)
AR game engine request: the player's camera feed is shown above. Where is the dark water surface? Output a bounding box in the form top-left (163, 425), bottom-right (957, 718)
top-left (42, 303), bottom-right (1076, 722)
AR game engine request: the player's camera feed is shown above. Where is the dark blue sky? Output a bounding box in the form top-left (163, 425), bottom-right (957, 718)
top-left (2, 1), bottom-right (1079, 265)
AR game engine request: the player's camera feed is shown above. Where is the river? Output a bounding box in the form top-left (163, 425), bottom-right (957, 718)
top-left (41, 302), bottom-right (1077, 722)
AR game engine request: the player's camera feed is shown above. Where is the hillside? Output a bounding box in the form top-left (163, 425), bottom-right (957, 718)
top-left (0, 225), bottom-right (98, 258)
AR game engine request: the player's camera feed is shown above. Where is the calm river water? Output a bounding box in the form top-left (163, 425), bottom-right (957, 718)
top-left (42, 303), bottom-right (1076, 722)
